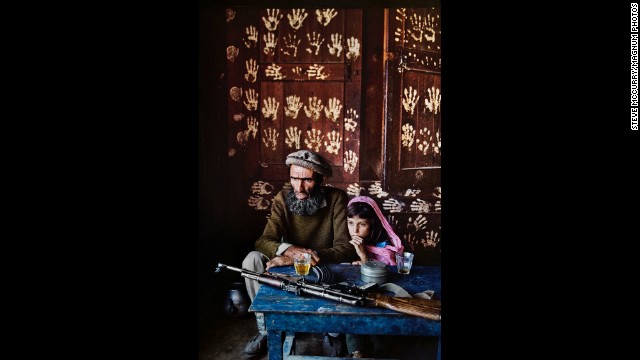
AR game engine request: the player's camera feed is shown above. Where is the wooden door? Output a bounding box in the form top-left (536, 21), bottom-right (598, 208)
top-left (224, 7), bottom-right (362, 226)
top-left (382, 6), bottom-right (442, 264)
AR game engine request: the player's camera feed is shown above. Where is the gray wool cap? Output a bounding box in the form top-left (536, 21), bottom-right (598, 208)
top-left (285, 150), bottom-right (333, 177)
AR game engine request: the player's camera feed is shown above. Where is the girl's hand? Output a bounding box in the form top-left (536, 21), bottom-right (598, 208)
top-left (349, 236), bottom-right (368, 262)
top-left (351, 260), bottom-right (363, 265)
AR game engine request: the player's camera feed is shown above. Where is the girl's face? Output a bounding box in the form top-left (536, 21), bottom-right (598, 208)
top-left (348, 215), bottom-right (372, 238)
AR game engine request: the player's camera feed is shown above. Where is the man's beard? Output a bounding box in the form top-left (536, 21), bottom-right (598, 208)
top-left (284, 186), bottom-right (325, 216)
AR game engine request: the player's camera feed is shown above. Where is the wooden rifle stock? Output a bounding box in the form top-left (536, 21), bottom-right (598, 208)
top-left (366, 293), bottom-right (441, 321)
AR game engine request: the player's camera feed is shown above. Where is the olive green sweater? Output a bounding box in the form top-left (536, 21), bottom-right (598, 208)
top-left (255, 187), bottom-right (357, 263)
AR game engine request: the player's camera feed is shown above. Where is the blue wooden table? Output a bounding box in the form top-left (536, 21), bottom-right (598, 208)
top-left (249, 264), bottom-right (441, 360)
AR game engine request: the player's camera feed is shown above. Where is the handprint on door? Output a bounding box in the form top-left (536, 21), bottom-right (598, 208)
top-left (287, 9), bottom-right (308, 30)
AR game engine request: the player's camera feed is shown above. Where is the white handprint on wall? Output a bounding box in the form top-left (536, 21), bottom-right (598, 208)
top-left (401, 123), bottom-right (416, 150)
top-left (346, 37), bottom-right (360, 60)
top-left (243, 89), bottom-right (258, 111)
top-left (281, 33), bottom-right (301, 58)
top-left (237, 130), bottom-right (249, 146)
top-left (248, 195), bottom-right (271, 210)
top-left (306, 32), bottom-right (325, 56)
top-left (418, 128), bottom-right (431, 155)
top-left (424, 86), bottom-right (441, 114)
top-left (262, 127), bottom-right (279, 150)
top-left (402, 86), bottom-right (419, 115)
top-left (327, 33), bottom-right (343, 58)
top-left (230, 87), bottom-right (242, 102)
top-left (251, 181), bottom-right (274, 195)
top-left (285, 126), bottom-right (302, 149)
top-left (408, 13), bottom-right (427, 43)
top-left (417, 139), bottom-right (430, 155)
top-left (284, 95), bottom-right (303, 119)
top-left (433, 129), bottom-right (441, 156)
top-left (324, 97), bottom-right (342, 123)
top-left (303, 96), bottom-right (324, 120)
top-left (324, 130), bottom-right (341, 154)
top-left (423, 14), bottom-right (437, 43)
top-left (226, 46), bottom-right (239, 62)
top-left (243, 26), bottom-right (258, 48)
top-left (315, 8), bottom-right (338, 26)
top-left (407, 215), bottom-right (428, 232)
top-left (421, 230), bottom-right (440, 248)
top-left (346, 183), bottom-right (362, 196)
top-left (246, 116), bottom-right (259, 139)
top-left (261, 97), bottom-right (280, 120)
top-left (244, 59), bottom-right (259, 83)
top-left (263, 32), bottom-right (278, 56)
top-left (410, 199), bottom-right (431, 213)
top-left (262, 9), bottom-right (283, 31)
top-left (343, 150), bottom-right (358, 174)
top-left (287, 9), bottom-right (308, 30)
top-left (304, 129), bottom-right (323, 152)
top-left (344, 108), bottom-right (359, 132)
top-left (368, 181), bottom-right (389, 198)
top-left (407, 13), bottom-right (438, 44)
top-left (383, 198), bottom-right (405, 213)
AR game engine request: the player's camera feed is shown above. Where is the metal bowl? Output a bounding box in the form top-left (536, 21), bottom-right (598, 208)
top-left (360, 260), bottom-right (389, 284)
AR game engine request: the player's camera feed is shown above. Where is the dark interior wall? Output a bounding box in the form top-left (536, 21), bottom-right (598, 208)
top-left (361, 8), bottom-right (385, 181)
top-left (198, 3), bottom-right (232, 294)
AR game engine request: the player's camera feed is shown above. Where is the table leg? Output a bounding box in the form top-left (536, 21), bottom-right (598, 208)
top-left (267, 330), bottom-right (284, 360)
top-left (437, 335), bottom-right (441, 360)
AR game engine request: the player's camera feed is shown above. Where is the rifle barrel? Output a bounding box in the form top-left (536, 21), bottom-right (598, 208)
top-left (215, 263), bottom-right (440, 320)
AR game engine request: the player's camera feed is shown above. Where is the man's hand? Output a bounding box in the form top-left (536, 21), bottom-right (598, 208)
top-left (283, 245), bottom-right (320, 265)
top-left (265, 255), bottom-right (293, 270)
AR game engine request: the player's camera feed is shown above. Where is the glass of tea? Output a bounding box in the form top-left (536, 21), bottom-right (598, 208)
top-left (294, 253), bottom-right (311, 282)
top-left (395, 252), bottom-right (415, 274)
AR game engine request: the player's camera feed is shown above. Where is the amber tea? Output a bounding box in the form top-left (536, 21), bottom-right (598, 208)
top-left (294, 262), bottom-right (310, 276)
top-left (294, 253), bottom-right (312, 280)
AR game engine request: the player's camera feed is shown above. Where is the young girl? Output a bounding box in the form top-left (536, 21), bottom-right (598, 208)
top-left (347, 196), bottom-right (404, 265)
top-left (345, 196), bottom-right (404, 357)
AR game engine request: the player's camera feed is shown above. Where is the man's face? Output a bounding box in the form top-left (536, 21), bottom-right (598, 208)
top-left (289, 165), bottom-right (316, 200)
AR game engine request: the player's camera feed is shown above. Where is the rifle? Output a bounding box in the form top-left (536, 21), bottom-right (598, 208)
top-left (215, 263), bottom-right (441, 321)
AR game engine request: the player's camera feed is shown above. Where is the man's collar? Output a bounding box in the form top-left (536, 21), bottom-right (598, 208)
top-left (319, 195), bottom-right (327, 208)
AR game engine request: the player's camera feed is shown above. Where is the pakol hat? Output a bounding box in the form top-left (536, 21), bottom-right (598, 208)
top-left (285, 150), bottom-right (332, 177)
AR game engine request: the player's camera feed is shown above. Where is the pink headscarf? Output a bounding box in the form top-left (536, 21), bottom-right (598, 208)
top-left (348, 196), bottom-right (404, 265)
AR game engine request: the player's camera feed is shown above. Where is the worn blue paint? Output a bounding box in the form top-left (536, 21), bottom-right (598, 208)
top-left (250, 264), bottom-right (441, 360)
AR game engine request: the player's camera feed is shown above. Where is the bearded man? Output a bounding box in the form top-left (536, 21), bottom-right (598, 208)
top-left (241, 150), bottom-right (356, 359)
